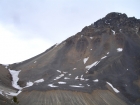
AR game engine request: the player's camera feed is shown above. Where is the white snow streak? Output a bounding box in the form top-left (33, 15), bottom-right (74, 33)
top-left (63, 72), bottom-right (68, 74)
top-left (57, 70), bottom-right (61, 73)
top-left (107, 52), bottom-right (109, 54)
top-left (6, 91), bottom-right (22, 96)
top-left (119, 29), bottom-right (122, 32)
top-left (54, 74), bottom-right (64, 80)
top-left (2, 64), bottom-right (9, 69)
top-left (7, 69), bottom-right (47, 96)
top-left (90, 37), bottom-right (93, 39)
top-left (111, 30), bottom-right (115, 35)
top-left (106, 82), bottom-right (119, 93)
top-left (58, 82), bottom-right (66, 84)
top-left (75, 76), bottom-right (79, 80)
top-left (8, 69), bottom-right (22, 90)
top-left (87, 84), bottom-right (90, 86)
top-left (0, 90), bottom-right (3, 96)
top-left (85, 61), bottom-right (99, 70)
top-left (117, 48), bottom-right (123, 52)
top-left (80, 75), bottom-right (84, 80)
top-left (64, 77), bottom-right (70, 79)
top-left (93, 79), bottom-right (99, 82)
top-left (25, 81), bottom-right (34, 88)
top-left (85, 79), bottom-right (89, 81)
top-left (83, 57), bottom-right (89, 64)
top-left (101, 56), bottom-right (107, 59)
top-left (48, 84), bottom-right (58, 87)
top-left (70, 85), bottom-right (84, 88)
top-left (34, 79), bottom-right (44, 83)
top-left (73, 68), bottom-right (77, 70)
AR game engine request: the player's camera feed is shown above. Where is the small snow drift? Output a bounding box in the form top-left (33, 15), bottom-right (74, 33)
top-left (93, 79), bottom-right (99, 82)
top-left (83, 57), bottom-right (89, 64)
top-left (111, 29), bottom-right (115, 35)
top-left (8, 69), bottom-right (22, 90)
top-left (48, 84), bottom-right (58, 87)
top-left (117, 48), bottom-right (123, 52)
top-left (106, 82), bottom-right (119, 93)
top-left (34, 79), bottom-right (44, 83)
top-left (58, 82), bottom-right (66, 84)
top-left (69, 85), bottom-right (84, 88)
top-left (85, 61), bottom-right (100, 71)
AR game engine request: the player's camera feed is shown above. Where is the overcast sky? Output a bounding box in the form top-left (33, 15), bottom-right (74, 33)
top-left (0, 0), bottom-right (140, 64)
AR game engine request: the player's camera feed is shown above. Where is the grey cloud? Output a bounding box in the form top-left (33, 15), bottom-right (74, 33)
top-left (0, 0), bottom-right (140, 43)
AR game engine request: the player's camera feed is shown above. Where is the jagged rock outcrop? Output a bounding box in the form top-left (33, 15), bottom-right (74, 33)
top-left (0, 12), bottom-right (140, 105)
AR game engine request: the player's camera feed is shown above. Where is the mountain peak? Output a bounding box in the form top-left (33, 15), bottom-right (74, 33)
top-left (92, 12), bottom-right (140, 30)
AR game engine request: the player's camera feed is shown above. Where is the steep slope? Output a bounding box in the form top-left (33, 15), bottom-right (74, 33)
top-left (0, 12), bottom-right (140, 105)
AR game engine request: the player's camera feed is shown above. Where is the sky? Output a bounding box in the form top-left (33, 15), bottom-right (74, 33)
top-left (0, 0), bottom-right (140, 64)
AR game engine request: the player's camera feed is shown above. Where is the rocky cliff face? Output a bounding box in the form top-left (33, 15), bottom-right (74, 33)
top-left (0, 12), bottom-right (140, 105)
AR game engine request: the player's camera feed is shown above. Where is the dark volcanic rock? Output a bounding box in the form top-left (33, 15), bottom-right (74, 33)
top-left (0, 12), bottom-right (140, 105)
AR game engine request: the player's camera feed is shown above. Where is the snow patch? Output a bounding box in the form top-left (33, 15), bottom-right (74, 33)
top-left (64, 77), bottom-right (70, 79)
top-left (106, 82), bottom-right (119, 93)
top-left (85, 79), bottom-right (89, 81)
top-left (90, 37), bottom-right (93, 39)
top-left (34, 79), bottom-right (44, 83)
top-left (73, 68), bottom-right (77, 70)
top-left (54, 74), bottom-right (64, 80)
top-left (90, 49), bottom-right (92, 50)
top-left (63, 72), bottom-right (68, 74)
top-left (8, 69), bottom-right (22, 90)
top-left (0, 90), bottom-right (3, 96)
top-left (48, 84), bottom-right (58, 87)
top-left (25, 81), bottom-right (34, 88)
top-left (107, 52), bottom-right (109, 54)
top-left (2, 64), bottom-right (9, 69)
top-left (34, 61), bottom-right (37, 63)
top-left (80, 75), bottom-right (84, 81)
top-left (58, 82), bottom-right (66, 84)
top-left (83, 57), bottom-right (89, 64)
top-left (6, 90), bottom-right (22, 96)
top-left (119, 29), bottom-right (122, 32)
top-left (57, 70), bottom-right (61, 73)
top-left (69, 74), bottom-right (71, 76)
top-left (70, 85), bottom-right (84, 88)
top-left (87, 84), bottom-right (90, 86)
top-left (93, 79), bottom-right (99, 82)
top-left (111, 29), bottom-right (115, 35)
top-left (101, 56), bottom-right (107, 59)
top-left (75, 76), bottom-right (79, 80)
top-left (85, 61), bottom-right (99, 70)
top-left (117, 48), bottom-right (123, 52)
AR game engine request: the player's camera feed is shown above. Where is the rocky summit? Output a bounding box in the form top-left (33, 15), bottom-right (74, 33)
top-left (0, 12), bottom-right (140, 105)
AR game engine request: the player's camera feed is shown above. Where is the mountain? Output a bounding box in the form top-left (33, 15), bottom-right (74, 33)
top-left (0, 12), bottom-right (140, 105)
